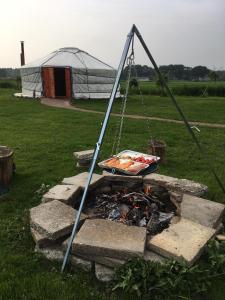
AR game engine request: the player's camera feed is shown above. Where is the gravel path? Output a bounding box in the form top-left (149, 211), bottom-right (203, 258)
top-left (41, 98), bottom-right (225, 129)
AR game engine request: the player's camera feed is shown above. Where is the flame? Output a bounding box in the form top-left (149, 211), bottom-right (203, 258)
top-left (134, 205), bottom-right (140, 209)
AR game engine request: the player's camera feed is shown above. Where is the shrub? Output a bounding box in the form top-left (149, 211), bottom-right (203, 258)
top-left (114, 240), bottom-right (225, 299)
top-left (0, 80), bottom-right (17, 89)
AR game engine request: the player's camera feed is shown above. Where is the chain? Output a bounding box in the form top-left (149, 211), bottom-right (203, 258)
top-left (111, 51), bottom-right (134, 156)
top-left (115, 54), bottom-right (134, 154)
top-left (132, 63), bottom-right (153, 145)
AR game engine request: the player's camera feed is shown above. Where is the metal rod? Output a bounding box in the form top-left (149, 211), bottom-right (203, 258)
top-left (133, 25), bottom-right (225, 195)
top-left (61, 26), bottom-right (135, 272)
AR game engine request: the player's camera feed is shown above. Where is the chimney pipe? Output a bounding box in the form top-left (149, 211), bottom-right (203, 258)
top-left (20, 41), bottom-right (25, 66)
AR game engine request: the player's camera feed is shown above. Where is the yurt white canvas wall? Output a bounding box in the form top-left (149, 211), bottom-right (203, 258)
top-left (20, 47), bottom-right (119, 99)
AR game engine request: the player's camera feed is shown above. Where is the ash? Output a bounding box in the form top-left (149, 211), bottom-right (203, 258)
top-left (85, 185), bottom-right (178, 235)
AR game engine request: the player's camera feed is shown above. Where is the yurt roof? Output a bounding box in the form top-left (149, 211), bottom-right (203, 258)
top-left (21, 47), bottom-right (114, 70)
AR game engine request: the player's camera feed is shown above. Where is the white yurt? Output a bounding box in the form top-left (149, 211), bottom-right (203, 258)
top-left (20, 47), bottom-right (119, 99)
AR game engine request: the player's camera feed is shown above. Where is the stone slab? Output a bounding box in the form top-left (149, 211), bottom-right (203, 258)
top-left (35, 244), bottom-right (92, 271)
top-left (62, 238), bottom-right (125, 268)
top-left (181, 194), bottom-right (225, 228)
top-left (76, 161), bottom-right (91, 168)
top-left (95, 263), bottom-right (115, 282)
top-left (30, 200), bottom-right (86, 240)
top-left (31, 228), bottom-right (56, 248)
top-left (71, 255), bottom-right (93, 272)
top-left (147, 218), bottom-right (216, 266)
top-left (42, 184), bottom-right (81, 205)
top-left (31, 227), bottom-right (69, 248)
top-left (73, 149), bottom-right (94, 160)
top-left (62, 172), bottom-right (104, 189)
top-left (144, 250), bottom-right (167, 264)
top-left (90, 255), bottom-right (124, 268)
top-left (143, 173), bottom-right (208, 197)
top-left (63, 239), bottom-right (165, 267)
top-left (72, 219), bottom-right (146, 260)
top-left (35, 245), bottom-right (64, 261)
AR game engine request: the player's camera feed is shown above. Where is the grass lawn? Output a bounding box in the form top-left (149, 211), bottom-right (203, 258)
top-left (73, 94), bottom-right (225, 124)
top-left (0, 88), bottom-right (225, 299)
top-left (140, 80), bottom-right (225, 88)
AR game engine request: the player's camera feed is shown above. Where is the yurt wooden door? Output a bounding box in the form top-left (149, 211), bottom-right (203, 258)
top-left (42, 67), bottom-right (71, 98)
top-left (42, 67), bottom-right (55, 98)
top-left (65, 68), bottom-right (72, 98)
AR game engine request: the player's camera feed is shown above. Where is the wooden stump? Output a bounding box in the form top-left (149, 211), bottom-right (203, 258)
top-left (148, 140), bottom-right (167, 164)
top-left (0, 146), bottom-right (14, 186)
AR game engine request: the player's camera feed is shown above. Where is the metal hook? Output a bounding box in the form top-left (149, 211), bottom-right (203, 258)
top-left (191, 126), bottom-right (200, 133)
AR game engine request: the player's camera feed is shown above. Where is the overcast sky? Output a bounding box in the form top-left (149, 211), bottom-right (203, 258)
top-left (0, 0), bottom-right (224, 69)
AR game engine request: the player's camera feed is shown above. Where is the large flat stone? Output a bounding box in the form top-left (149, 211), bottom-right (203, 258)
top-left (95, 263), bottom-right (115, 282)
top-left (42, 184), bottom-right (81, 205)
top-left (31, 227), bottom-right (68, 248)
top-left (62, 172), bottom-right (104, 189)
top-left (30, 200), bottom-right (86, 240)
top-left (62, 238), bottom-right (125, 268)
top-left (31, 228), bottom-right (57, 248)
top-left (181, 194), bottom-right (225, 228)
top-left (147, 218), bottom-right (216, 266)
top-left (144, 250), bottom-right (167, 264)
top-left (63, 238), bottom-right (165, 267)
top-left (70, 255), bottom-right (93, 272)
top-left (35, 245), bottom-right (64, 261)
top-left (35, 244), bottom-right (92, 271)
top-left (143, 173), bottom-right (208, 197)
top-left (73, 149), bottom-right (94, 160)
top-left (72, 219), bottom-right (146, 260)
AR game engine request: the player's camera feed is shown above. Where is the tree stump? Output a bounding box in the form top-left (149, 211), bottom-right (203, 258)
top-left (148, 140), bottom-right (167, 164)
top-left (0, 146), bottom-right (14, 186)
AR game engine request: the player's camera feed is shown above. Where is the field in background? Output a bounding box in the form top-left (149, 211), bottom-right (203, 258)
top-left (0, 78), bottom-right (19, 89)
top-left (74, 94), bottom-right (225, 124)
top-left (121, 80), bottom-right (225, 97)
top-left (0, 88), bottom-right (224, 299)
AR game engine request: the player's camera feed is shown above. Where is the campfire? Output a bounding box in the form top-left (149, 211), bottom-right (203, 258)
top-left (84, 184), bottom-right (179, 235)
top-left (30, 171), bottom-right (220, 281)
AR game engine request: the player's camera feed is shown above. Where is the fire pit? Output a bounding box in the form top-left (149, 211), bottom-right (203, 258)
top-left (83, 184), bottom-right (179, 236)
top-left (30, 172), bottom-right (224, 282)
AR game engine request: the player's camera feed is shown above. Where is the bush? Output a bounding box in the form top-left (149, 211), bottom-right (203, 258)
top-left (0, 80), bottom-right (16, 89)
top-left (114, 240), bottom-right (225, 299)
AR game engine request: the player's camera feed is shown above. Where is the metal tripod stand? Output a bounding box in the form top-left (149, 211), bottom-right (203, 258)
top-left (61, 24), bottom-right (225, 272)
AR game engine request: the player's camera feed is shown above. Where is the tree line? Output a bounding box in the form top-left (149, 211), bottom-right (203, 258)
top-left (122, 64), bottom-right (225, 81)
top-left (0, 68), bottom-right (19, 78)
top-left (1, 65), bottom-right (225, 81)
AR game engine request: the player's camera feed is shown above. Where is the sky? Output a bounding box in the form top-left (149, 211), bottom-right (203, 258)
top-left (0, 0), bottom-right (224, 69)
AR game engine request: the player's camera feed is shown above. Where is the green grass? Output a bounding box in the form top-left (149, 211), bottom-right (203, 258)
top-left (140, 80), bottom-right (225, 88)
top-left (73, 94), bottom-right (225, 124)
top-left (127, 80), bottom-right (225, 97)
top-left (0, 78), bottom-right (18, 89)
top-left (0, 88), bottom-right (225, 299)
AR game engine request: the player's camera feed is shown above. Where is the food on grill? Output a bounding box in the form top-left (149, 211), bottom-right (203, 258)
top-left (133, 156), bottom-right (155, 164)
top-left (127, 162), bottom-right (148, 174)
top-left (118, 154), bottom-right (132, 160)
top-left (105, 157), bottom-right (134, 170)
top-left (98, 150), bottom-right (160, 175)
top-left (105, 157), bottom-right (120, 167)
